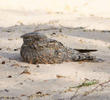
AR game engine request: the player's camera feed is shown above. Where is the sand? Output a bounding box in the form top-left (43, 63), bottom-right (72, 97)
top-left (0, 1), bottom-right (110, 100)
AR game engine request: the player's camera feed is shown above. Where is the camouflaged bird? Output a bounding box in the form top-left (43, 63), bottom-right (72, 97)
top-left (20, 32), bottom-right (97, 64)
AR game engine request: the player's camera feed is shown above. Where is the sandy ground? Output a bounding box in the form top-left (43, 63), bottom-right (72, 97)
top-left (0, 9), bottom-right (110, 100)
top-left (1, 0), bottom-right (110, 17)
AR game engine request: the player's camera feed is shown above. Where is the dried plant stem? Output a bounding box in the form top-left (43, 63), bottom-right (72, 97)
top-left (83, 79), bottom-right (110, 96)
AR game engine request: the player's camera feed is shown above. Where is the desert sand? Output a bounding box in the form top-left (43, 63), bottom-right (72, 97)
top-left (0, 0), bottom-right (110, 100)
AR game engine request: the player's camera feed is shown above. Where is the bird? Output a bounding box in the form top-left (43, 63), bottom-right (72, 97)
top-left (20, 32), bottom-right (97, 64)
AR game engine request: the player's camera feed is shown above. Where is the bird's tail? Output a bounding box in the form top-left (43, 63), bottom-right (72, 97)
top-left (72, 53), bottom-right (95, 61)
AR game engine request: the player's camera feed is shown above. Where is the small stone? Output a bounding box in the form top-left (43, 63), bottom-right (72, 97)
top-left (7, 75), bottom-right (12, 78)
top-left (14, 49), bottom-right (18, 51)
top-left (52, 32), bottom-right (56, 35)
top-left (59, 29), bottom-right (62, 32)
top-left (20, 83), bottom-right (23, 85)
top-left (56, 75), bottom-right (66, 78)
top-left (36, 65), bottom-right (40, 67)
top-left (36, 91), bottom-right (42, 95)
top-left (4, 89), bottom-right (9, 92)
top-left (2, 61), bottom-right (5, 64)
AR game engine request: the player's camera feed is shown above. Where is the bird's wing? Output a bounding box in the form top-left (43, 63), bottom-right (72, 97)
top-left (74, 49), bottom-right (98, 53)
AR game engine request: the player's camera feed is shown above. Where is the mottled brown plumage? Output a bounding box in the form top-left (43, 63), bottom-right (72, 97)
top-left (20, 32), bottom-right (96, 64)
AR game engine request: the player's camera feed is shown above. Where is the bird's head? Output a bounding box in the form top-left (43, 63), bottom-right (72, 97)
top-left (21, 32), bottom-right (47, 45)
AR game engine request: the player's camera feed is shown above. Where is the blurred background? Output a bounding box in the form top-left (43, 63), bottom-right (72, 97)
top-left (0, 0), bottom-right (110, 17)
top-left (0, 0), bottom-right (110, 27)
